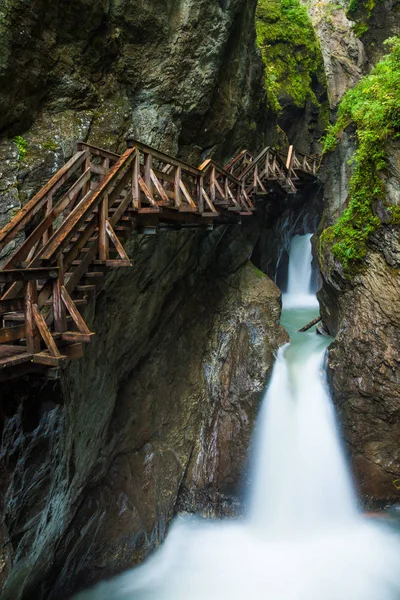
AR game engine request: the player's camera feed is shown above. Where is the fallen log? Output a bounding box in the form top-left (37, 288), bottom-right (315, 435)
top-left (298, 316), bottom-right (322, 332)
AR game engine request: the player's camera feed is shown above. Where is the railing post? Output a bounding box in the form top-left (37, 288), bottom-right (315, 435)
top-left (144, 153), bottom-right (152, 194)
top-left (210, 166), bottom-right (216, 205)
top-left (253, 164), bottom-right (258, 193)
top-left (24, 279), bottom-right (40, 353)
top-left (101, 157), bottom-right (110, 182)
top-left (286, 145), bottom-right (294, 173)
top-left (174, 166), bottom-right (182, 207)
top-left (53, 257), bottom-right (67, 333)
top-left (132, 148), bottom-right (140, 209)
top-left (198, 176), bottom-right (204, 213)
top-left (42, 194), bottom-right (53, 245)
top-left (98, 192), bottom-right (109, 261)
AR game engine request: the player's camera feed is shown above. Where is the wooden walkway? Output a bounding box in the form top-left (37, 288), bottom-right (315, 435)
top-left (0, 139), bottom-right (318, 380)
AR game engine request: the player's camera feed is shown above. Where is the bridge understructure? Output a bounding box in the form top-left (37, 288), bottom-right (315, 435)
top-left (0, 139), bottom-right (319, 380)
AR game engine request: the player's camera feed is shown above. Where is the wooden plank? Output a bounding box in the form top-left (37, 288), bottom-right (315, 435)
top-left (32, 352), bottom-right (67, 367)
top-left (286, 145), bottom-right (294, 171)
top-left (90, 163), bottom-right (107, 176)
top-left (201, 188), bottom-right (218, 213)
top-left (110, 191), bottom-right (134, 227)
top-left (138, 175), bottom-right (159, 208)
top-left (61, 285), bottom-right (91, 334)
top-left (129, 138), bottom-right (200, 177)
top-left (0, 352), bottom-right (32, 370)
top-left (0, 150), bottom-right (89, 252)
top-left (98, 193), bottom-right (109, 261)
top-left (0, 268), bottom-right (59, 283)
top-left (61, 332), bottom-right (95, 343)
top-left (24, 281), bottom-right (40, 354)
top-left (38, 149), bottom-right (135, 262)
top-left (150, 170), bottom-right (170, 204)
top-left (0, 298), bottom-right (24, 315)
top-left (0, 325), bottom-right (26, 344)
top-left (174, 166), bottom-right (182, 208)
top-left (32, 303), bottom-right (61, 357)
top-left (77, 142), bottom-right (120, 162)
top-left (3, 169), bottom-right (92, 270)
top-left (179, 180), bottom-right (197, 209)
top-left (105, 221), bottom-right (132, 265)
top-left (132, 148), bottom-right (140, 209)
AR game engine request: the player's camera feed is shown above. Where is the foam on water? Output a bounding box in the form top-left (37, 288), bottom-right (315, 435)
top-left (78, 234), bottom-right (400, 600)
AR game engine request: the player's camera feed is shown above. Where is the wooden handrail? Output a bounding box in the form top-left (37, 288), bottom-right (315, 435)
top-left (0, 150), bottom-right (89, 253)
top-left (38, 149), bottom-right (135, 262)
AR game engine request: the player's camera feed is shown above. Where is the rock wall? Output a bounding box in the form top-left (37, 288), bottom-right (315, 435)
top-left (309, 0), bottom-right (400, 507)
top-left (0, 224), bottom-right (287, 600)
top-left (0, 0), bottom-right (270, 236)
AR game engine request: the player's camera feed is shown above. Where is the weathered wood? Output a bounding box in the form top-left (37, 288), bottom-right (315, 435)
top-left (24, 280), bottom-right (40, 354)
top-left (0, 268), bottom-right (59, 283)
top-left (0, 150), bottom-right (89, 252)
top-left (138, 175), bottom-right (158, 208)
top-left (179, 180), bottom-right (197, 209)
top-left (0, 325), bottom-right (26, 344)
top-left (61, 332), bottom-right (95, 343)
top-left (39, 149), bottom-right (135, 262)
top-left (298, 316), bottom-right (322, 332)
top-left (77, 142), bottom-right (120, 162)
top-left (32, 303), bottom-right (61, 357)
top-left (105, 221), bottom-right (132, 264)
top-left (174, 166), bottom-right (182, 207)
top-left (150, 169), bottom-right (170, 205)
top-left (61, 285), bottom-right (91, 334)
top-left (99, 193), bottom-right (109, 261)
top-left (0, 298), bottom-right (24, 314)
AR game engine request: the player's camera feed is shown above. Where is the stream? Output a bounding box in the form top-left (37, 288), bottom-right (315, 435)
top-left (78, 234), bottom-right (400, 600)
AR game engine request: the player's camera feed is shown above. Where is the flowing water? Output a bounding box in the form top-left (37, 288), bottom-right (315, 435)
top-left (79, 234), bottom-right (400, 600)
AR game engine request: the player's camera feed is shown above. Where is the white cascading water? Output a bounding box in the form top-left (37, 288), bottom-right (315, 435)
top-left (79, 234), bottom-right (400, 600)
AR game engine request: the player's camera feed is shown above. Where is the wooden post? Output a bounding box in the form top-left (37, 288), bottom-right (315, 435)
top-left (101, 157), bottom-right (110, 182)
top-left (53, 256), bottom-right (67, 333)
top-left (174, 166), bottom-right (182, 207)
top-left (198, 176), bottom-right (204, 213)
top-left (144, 153), bottom-right (152, 193)
top-left (24, 280), bottom-right (40, 353)
top-left (99, 193), bottom-right (109, 261)
top-left (132, 148), bottom-right (140, 209)
top-left (210, 166), bottom-right (216, 205)
top-left (42, 195), bottom-right (53, 245)
top-left (286, 145), bottom-right (294, 172)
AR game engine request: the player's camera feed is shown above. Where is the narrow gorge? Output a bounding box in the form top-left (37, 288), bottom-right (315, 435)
top-left (0, 1), bottom-right (399, 599)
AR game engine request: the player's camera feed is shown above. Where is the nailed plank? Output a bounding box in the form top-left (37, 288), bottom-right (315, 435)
top-left (32, 303), bottom-right (61, 357)
top-left (3, 169), bottom-right (92, 270)
top-left (138, 175), bottom-right (159, 208)
top-left (150, 170), bottom-right (170, 204)
top-left (0, 352), bottom-right (32, 370)
top-left (0, 268), bottom-right (59, 283)
top-left (105, 221), bottom-right (132, 264)
top-left (61, 285), bottom-right (91, 334)
top-left (61, 332), bottom-right (95, 343)
top-left (179, 180), bottom-right (197, 209)
top-left (32, 352), bottom-right (67, 367)
top-left (38, 149), bottom-right (135, 262)
top-left (0, 298), bottom-right (24, 315)
top-left (0, 150), bottom-right (89, 252)
top-left (77, 142), bottom-right (120, 162)
top-left (0, 325), bottom-right (26, 344)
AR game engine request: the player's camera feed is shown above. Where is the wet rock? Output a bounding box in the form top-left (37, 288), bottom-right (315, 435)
top-left (0, 226), bottom-right (287, 600)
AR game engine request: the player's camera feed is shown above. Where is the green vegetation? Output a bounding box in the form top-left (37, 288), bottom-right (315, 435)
top-left (321, 37), bottom-right (400, 271)
top-left (346, 0), bottom-right (383, 36)
top-left (12, 135), bottom-right (28, 159)
top-left (255, 0), bottom-right (326, 111)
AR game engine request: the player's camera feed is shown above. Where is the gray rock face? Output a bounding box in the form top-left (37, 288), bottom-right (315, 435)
top-left (0, 225), bottom-right (287, 600)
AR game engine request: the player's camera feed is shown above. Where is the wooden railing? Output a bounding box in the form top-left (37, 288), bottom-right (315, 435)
top-left (0, 137), bottom-right (319, 378)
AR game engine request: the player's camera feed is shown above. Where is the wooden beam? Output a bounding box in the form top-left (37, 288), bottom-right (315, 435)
top-left (24, 280), bottom-right (40, 354)
top-left (150, 169), bottom-right (170, 205)
top-left (32, 303), bottom-right (61, 357)
top-left (105, 221), bottom-right (132, 265)
top-left (61, 286), bottom-right (91, 334)
top-left (0, 268), bottom-right (59, 283)
top-left (138, 175), bottom-right (158, 208)
top-left (0, 150), bottom-right (89, 252)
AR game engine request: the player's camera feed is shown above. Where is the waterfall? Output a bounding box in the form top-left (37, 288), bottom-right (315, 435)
top-left (78, 235), bottom-right (400, 600)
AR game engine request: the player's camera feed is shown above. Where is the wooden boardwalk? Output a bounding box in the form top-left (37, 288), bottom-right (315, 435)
top-left (0, 139), bottom-right (318, 380)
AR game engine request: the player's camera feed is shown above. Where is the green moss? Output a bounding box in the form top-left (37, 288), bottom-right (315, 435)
top-left (346, 0), bottom-right (383, 36)
top-left (42, 139), bottom-right (58, 152)
top-left (320, 37), bottom-right (400, 272)
top-left (12, 135), bottom-right (28, 159)
top-left (250, 262), bottom-right (267, 279)
top-left (255, 0), bottom-right (326, 111)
